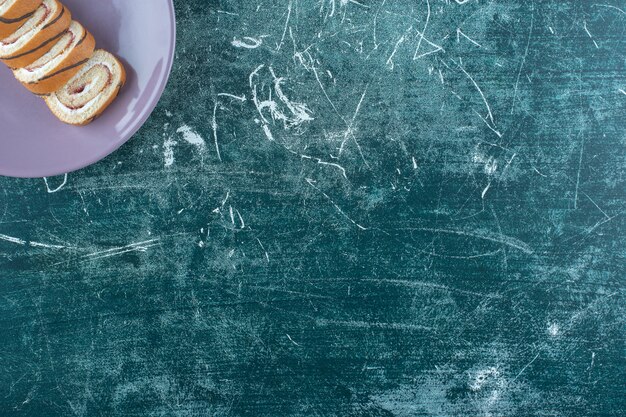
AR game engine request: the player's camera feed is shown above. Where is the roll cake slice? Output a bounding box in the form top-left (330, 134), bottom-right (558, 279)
top-left (0, 0), bottom-right (43, 38)
top-left (0, 0), bottom-right (70, 69)
top-left (14, 21), bottom-right (95, 95)
top-left (45, 50), bottom-right (127, 126)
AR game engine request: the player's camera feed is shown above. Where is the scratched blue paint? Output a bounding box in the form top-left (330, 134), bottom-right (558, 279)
top-left (0, 0), bottom-right (624, 415)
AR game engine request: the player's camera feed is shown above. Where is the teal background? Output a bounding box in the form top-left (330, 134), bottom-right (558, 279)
top-left (1, 0), bottom-right (625, 415)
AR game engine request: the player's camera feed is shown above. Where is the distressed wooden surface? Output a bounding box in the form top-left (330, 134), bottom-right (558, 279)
top-left (1, 0), bottom-right (625, 415)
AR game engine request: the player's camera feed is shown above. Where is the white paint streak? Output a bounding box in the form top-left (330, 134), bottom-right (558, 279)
top-left (256, 237), bottom-right (270, 262)
top-left (211, 103), bottom-right (222, 162)
top-left (43, 174), bottom-right (68, 193)
top-left (0, 234), bottom-right (26, 245)
top-left (0, 234), bottom-right (70, 249)
top-left (306, 178), bottom-right (367, 230)
top-left (510, 353), bottom-right (540, 383)
top-left (217, 93), bottom-right (247, 102)
top-left (457, 28), bottom-right (482, 47)
top-left (286, 334), bottom-right (300, 346)
top-left (400, 227), bottom-right (533, 254)
top-left (177, 125), bottom-right (206, 150)
top-left (232, 37), bottom-right (263, 49)
top-left (163, 136), bottom-right (176, 167)
top-left (583, 21), bottom-right (599, 49)
top-left (458, 61), bottom-right (496, 124)
top-left (593, 4), bottom-right (626, 15)
top-left (512, 5), bottom-right (534, 114)
top-left (275, 0), bottom-right (292, 51)
top-left (547, 322), bottom-right (560, 337)
top-left (316, 318), bottom-right (432, 331)
top-left (83, 239), bottom-right (161, 260)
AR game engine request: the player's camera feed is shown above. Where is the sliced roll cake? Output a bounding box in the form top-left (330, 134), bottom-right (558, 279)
top-left (14, 21), bottom-right (95, 95)
top-left (0, 0), bottom-right (43, 38)
top-left (0, 0), bottom-right (70, 69)
top-left (45, 50), bottom-right (126, 126)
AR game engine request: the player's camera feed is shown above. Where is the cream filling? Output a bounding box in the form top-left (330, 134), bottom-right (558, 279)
top-left (15, 24), bottom-right (80, 81)
top-left (53, 61), bottom-right (118, 116)
top-left (50, 90), bottom-right (101, 116)
top-left (0, 0), bottom-right (55, 53)
top-left (0, 0), bottom-right (15, 15)
top-left (73, 75), bottom-right (100, 98)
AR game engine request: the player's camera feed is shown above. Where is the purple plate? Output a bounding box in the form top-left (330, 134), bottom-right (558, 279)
top-left (0, 0), bottom-right (176, 178)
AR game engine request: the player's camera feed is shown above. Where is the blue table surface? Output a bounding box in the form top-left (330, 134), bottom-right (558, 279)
top-left (0, 1), bottom-right (624, 416)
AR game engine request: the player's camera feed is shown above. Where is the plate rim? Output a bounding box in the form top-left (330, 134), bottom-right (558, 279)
top-left (0, 0), bottom-right (177, 179)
